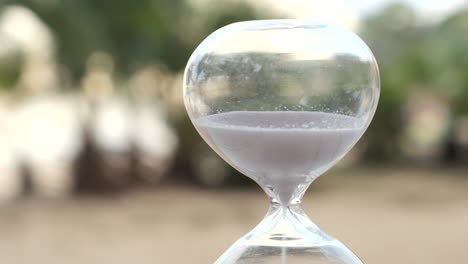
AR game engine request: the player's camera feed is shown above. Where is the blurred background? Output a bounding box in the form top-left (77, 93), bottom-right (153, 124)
top-left (0, 0), bottom-right (467, 263)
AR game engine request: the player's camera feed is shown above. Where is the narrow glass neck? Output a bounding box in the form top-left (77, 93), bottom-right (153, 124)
top-left (265, 203), bottom-right (310, 223)
top-left (270, 197), bottom-right (303, 207)
top-left (215, 202), bottom-right (363, 264)
top-left (261, 179), bottom-right (312, 207)
top-left (215, 203), bottom-right (363, 264)
top-left (239, 203), bottom-right (329, 248)
top-left (257, 173), bottom-right (317, 207)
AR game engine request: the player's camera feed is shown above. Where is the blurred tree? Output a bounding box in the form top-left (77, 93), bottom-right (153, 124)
top-left (0, 42), bottom-right (23, 89)
top-left (2, 0), bottom-right (190, 81)
top-left (360, 4), bottom-right (428, 161)
top-left (361, 3), bottom-right (468, 162)
top-left (1, 0), bottom-right (269, 85)
top-left (426, 10), bottom-right (468, 115)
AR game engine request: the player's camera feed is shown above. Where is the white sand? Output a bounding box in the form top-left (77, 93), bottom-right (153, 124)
top-left (196, 111), bottom-right (364, 204)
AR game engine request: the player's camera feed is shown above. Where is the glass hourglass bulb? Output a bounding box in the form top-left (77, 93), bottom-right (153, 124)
top-left (183, 20), bottom-right (380, 264)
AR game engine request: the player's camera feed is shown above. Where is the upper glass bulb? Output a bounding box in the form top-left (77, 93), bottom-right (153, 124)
top-left (184, 20), bottom-right (380, 205)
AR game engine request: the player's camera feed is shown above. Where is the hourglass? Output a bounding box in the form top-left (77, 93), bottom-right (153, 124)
top-left (183, 20), bottom-right (380, 264)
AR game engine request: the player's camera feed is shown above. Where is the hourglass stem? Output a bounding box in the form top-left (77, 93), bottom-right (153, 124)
top-left (243, 202), bottom-right (328, 247)
top-left (280, 207), bottom-right (288, 264)
top-left (215, 201), bottom-right (363, 264)
top-left (280, 200), bottom-right (304, 263)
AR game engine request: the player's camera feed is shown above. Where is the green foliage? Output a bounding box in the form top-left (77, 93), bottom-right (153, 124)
top-left (0, 46), bottom-right (23, 89)
top-left (359, 3), bottom-right (468, 161)
top-left (2, 0), bottom-right (266, 84)
top-left (429, 10), bottom-right (468, 114)
top-left (5, 0), bottom-right (189, 80)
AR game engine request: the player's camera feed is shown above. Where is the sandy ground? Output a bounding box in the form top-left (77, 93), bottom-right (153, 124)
top-left (0, 167), bottom-right (467, 264)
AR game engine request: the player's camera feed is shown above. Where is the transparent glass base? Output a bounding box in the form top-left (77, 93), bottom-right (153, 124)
top-left (215, 204), bottom-right (363, 264)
